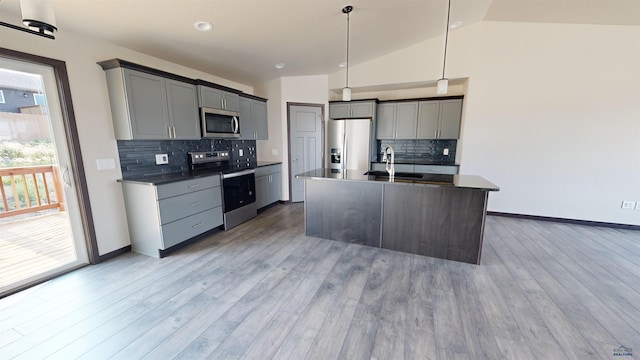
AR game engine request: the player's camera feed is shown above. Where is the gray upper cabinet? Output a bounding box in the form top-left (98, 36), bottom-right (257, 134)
top-left (329, 100), bottom-right (375, 119)
top-left (122, 69), bottom-right (169, 139)
top-left (376, 101), bottom-right (418, 139)
top-left (438, 99), bottom-right (462, 139)
top-left (166, 79), bottom-right (200, 139)
top-left (376, 103), bottom-right (396, 138)
top-left (252, 99), bottom-right (268, 139)
top-left (239, 95), bottom-right (268, 140)
top-left (417, 99), bottom-right (462, 139)
top-left (198, 85), bottom-right (239, 112)
top-left (102, 67), bottom-right (199, 140)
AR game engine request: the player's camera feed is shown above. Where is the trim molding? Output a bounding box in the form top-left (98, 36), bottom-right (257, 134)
top-left (97, 245), bottom-right (132, 262)
top-left (487, 212), bottom-right (640, 231)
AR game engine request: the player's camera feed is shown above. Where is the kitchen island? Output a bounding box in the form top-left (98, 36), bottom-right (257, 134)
top-left (296, 168), bottom-right (499, 264)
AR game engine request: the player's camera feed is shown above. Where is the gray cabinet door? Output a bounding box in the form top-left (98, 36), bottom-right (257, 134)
top-left (416, 101), bottom-right (439, 139)
top-left (395, 102), bottom-right (418, 139)
top-left (350, 102), bottom-right (374, 118)
top-left (199, 86), bottom-right (224, 109)
top-left (166, 79), bottom-right (200, 139)
top-left (376, 103), bottom-right (396, 139)
top-left (438, 99), bottom-right (462, 139)
top-left (252, 99), bottom-right (268, 140)
top-left (238, 96), bottom-right (253, 139)
top-left (329, 103), bottom-right (350, 119)
top-left (268, 172), bottom-right (282, 204)
top-left (123, 68), bottom-right (170, 139)
top-left (255, 175), bottom-right (269, 209)
top-left (222, 92), bottom-right (240, 112)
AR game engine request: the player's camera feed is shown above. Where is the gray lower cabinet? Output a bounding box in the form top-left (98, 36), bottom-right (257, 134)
top-left (417, 99), bottom-right (462, 139)
top-left (371, 163), bottom-right (458, 174)
top-left (197, 85), bottom-right (239, 112)
top-left (239, 95), bottom-right (268, 140)
top-left (102, 67), bottom-right (200, 140)
top-left (376, 102), bottom-right (419, 139)
top-left (121, 175), bottom-right (223, 257)
top-left (255, 164), bottom-right (281, 209)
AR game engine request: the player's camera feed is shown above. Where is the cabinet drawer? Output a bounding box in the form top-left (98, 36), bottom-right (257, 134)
top-left (414, 165), bottom-right (458, 175)
top-left (156, 176), bottom-right (220, 199)
top-left (160, 206), bottom-right (222, 249)
top-left (158, 187), bottom-right (221, 224)
top-left (255, 164), bottom-right (281, 177)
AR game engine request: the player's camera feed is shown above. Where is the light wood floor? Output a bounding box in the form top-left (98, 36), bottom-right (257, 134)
top-left (0, 203), bottom-right (638, 359)
top-left (0, 212), bottom-right (76, 290)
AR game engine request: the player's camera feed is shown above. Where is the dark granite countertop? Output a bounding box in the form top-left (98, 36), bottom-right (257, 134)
top-left (119, 161), bottom-right (282, 185)
top-left (296, 168), bottom-right (499, 191)
top-left (371, 161), bottom-right (459, 166)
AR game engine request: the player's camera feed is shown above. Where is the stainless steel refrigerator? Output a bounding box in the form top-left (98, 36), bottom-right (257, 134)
top-left (326, 118), bottom-right (374, 170)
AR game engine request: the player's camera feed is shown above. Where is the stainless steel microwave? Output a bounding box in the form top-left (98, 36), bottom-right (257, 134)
top-left (200, 107), bottom-right (240, 138)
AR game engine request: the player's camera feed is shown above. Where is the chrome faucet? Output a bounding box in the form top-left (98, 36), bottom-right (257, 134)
top-left (383, 146), bottom-right (395, 178)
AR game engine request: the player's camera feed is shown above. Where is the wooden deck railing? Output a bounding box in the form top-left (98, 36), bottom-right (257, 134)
top-left (0, 165), bottom-right (65, 219)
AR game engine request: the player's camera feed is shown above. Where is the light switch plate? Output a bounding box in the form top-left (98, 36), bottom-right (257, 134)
top-left (272, 149), bottom-right (278, 156)
top-left (96, 158), bottom-right (116, 170)
top-left (155, 154), bottom-right (169, 165)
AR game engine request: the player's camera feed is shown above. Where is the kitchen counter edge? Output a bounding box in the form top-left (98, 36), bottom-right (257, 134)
top-left (118, 161), bottom-right (283, 185)
top-left (296, 168), bottom-right (499, 191)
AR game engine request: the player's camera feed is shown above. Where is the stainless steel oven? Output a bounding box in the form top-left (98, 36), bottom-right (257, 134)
top-left (221, 169), bottom-right (256, 230)
top-left (201, 107), bottom-right (240, 138)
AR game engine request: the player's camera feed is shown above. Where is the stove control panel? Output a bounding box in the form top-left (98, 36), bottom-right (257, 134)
top-left (188, 151), bottom-right (230, 164)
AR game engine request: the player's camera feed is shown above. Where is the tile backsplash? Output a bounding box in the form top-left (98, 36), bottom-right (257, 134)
top-left (117, 139), bottom-right (256, 179)
top-left (376, 139), bottom-right (457, 164)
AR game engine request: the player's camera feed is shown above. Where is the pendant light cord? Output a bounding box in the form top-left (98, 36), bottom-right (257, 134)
top-left (442, 0), bottom-right (451, 79)
top-left (345, 10), bottom-right (350, 88)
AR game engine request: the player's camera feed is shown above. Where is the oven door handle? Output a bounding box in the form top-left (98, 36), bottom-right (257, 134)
top-left (222, 169), bottom-right (255, 179)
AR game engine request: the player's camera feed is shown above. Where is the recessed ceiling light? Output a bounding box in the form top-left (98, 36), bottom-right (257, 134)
top-left (339, 62), bottom-right (347, 68)
top-left (275, 63), bottom-right (285, 69)
top-left (194, 21), bottom-right (213, 32)
top-left (450, 21), bottom-right (462, 29)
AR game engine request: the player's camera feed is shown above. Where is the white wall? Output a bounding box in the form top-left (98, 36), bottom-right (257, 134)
top-left (330, 21), bottom-right (640, 225)
top-left (258, 75), bottom-right (328, 201)
top-left (0, 27), bottom-right (253, 255)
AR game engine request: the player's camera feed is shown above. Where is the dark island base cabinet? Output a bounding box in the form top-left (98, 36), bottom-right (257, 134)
top-left (303, 179), bottom-right (490, 264)
top-left (382, 186), bottom-right (488, 264)
top-left (305, 180), bottom-right (382, 248)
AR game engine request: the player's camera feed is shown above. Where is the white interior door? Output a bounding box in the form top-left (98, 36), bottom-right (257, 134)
top-left (288, 104), bottom-right (323, 203)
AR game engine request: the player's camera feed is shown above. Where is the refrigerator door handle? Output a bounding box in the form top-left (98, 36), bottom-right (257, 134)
top-left (342, 129), bottom-right (347, 170)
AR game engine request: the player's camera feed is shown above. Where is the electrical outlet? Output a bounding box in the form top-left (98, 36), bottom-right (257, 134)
top-left (443, 148), bottom-right (449, 156)
top-left (621, 200), bottom-right (636, 210)
top-left (155, 154), bottom-right (169, 165)
top-left (239, 149), bottom-right (244, 157)
top-left (272, 149), bottom-right (278, 156)
top-left (636, 202), bottom-right (640, 210)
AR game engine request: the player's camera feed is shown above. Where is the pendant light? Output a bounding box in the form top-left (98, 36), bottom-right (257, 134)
top-left (437, 0), bottom-right (452, 95)
top-left (0, 0), bottom-right (57, 39)
top-left (342, 5), bottom-right (353, 101)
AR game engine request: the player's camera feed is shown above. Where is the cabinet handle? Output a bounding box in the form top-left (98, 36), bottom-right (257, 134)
top-left (189, 201), bottom-right (201, 206)
top-left (192, 222), bottom-right (203, 228)
top-left (188, 184), bottom-right (200, 188)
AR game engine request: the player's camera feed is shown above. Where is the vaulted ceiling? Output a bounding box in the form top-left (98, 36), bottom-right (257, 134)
top-left (1, 0), bottom-right (637, 87)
